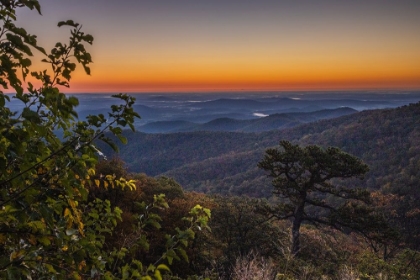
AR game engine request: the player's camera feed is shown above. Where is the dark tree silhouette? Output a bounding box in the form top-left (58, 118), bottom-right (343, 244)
top-left (259, 140), bottom-right (392, 256)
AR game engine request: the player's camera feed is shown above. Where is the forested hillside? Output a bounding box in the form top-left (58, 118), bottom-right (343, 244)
top-left (113, 102), bottom-right (420, 198)
top-left (113, 101), bottom-right (420, 256)
top-left (106, 102), bottom-right (420, 269)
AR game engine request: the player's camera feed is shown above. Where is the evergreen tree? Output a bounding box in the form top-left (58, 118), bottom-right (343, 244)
top-left (258, 140), bottom-right (393, 256)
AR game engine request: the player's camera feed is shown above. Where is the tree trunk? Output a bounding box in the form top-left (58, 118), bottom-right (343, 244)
top-left (291, 200), bottom-right (305, 256)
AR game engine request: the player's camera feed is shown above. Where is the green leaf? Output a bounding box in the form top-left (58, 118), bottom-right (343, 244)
top-left (0, 95), bottom-right (5, 107)
top-left (58, 20), bottom-right (79, 28)
top-left (178, 248), bottom-right (189, 263)
top-left (68, 96), bottom-right (79, 106)
top-left (83, 34), bottom-right (94, 44)
top-left (83, 65), bottom-right (91, 75)
top-left (38, 236), bottom-right (51, 246)
top-left (44, 263), bottom-right (57, 273)
top-left (22, 107), bottom-right (41, 122)
top-left (117, 134), bottom-right (127, 145)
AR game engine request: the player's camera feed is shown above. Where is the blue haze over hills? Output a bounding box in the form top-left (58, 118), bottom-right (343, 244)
top-left (6, 91), bottom-right (420, 133)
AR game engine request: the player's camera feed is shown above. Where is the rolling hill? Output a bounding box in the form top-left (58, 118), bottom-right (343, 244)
top-left (108, 102), bottom-right (420, 198)
top-left (137, 107), bottom-right (357, 133)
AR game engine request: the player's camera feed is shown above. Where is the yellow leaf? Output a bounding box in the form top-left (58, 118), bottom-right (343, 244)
top-left (154, 269), bottom-right (162, 280)
top-left (10, 250), bottom-right (24, 261)
top-left (156, 264), bottom-right (170, 272)
top-left (94, 179), bottom-right (100, 187)
top-left (78, 222), bottom-right (84, 236)
top-left (78, 260), bottom-right (86, 271)
top-left (64, 208), bottom-right (71, 217)
top-left (68, 199), bottom-right (76, 208)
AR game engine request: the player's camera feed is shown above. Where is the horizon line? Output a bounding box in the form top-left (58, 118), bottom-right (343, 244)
top-left (3, 87), bottom-right (420, 95)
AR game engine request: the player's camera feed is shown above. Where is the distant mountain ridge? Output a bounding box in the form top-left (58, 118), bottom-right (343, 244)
top-left (108, 102), bottom-right (420, 198)
top-left (137, 107), bottom-right (357, 133)
top-left (189, 97), bottom-right (394, 110)
top-left (7, 92), bottom-right (418, 129)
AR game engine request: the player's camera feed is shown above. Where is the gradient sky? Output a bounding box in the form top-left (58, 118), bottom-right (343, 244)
top-left (15, 0), bottom-right (420, 93)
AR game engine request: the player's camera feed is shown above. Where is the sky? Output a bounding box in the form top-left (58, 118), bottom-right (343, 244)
top-left (14, 0), bottom-right (420, 93)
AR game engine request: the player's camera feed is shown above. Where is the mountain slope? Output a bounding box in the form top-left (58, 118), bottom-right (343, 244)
top-left (113, 102), bottom-right (420, 197)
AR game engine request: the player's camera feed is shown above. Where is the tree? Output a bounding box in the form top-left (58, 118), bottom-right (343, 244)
top-left (209, 195), bottom-right (286, 278)
top-left (0, 2), bottom-right (210, 279)
top-left (258, 140), bottom-right (392, 256)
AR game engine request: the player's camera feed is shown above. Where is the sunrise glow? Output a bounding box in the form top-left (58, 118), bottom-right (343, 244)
top-left (15, 0), bottom-right (420, 93)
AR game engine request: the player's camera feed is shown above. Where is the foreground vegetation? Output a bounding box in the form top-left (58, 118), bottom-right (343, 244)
top-left (0, 2), bottom-right (210, 278)
top-left (79, 159), bottom-right (420, 279)
top-left (1, 1), bottom-right (419, 279)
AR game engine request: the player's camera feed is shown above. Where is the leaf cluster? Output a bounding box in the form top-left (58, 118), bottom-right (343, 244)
top-left (0, 2), bottom-right (212, 279)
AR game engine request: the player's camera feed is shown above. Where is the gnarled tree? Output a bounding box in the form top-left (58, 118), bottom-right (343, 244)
top-left (258, 140), bottom-right (393, 256)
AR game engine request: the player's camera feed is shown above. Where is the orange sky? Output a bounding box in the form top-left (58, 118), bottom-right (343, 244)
top-left (14, 1), bottom-right (420, 93)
